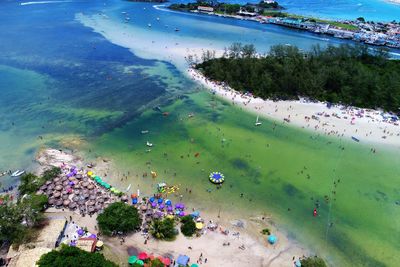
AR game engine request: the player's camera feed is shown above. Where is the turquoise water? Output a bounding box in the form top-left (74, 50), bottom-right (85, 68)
top-left (0, 0), bottom-right (399, 266)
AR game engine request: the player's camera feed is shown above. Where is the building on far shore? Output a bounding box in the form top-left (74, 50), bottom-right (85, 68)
top-left (197, 6), bottom-right (214, 13)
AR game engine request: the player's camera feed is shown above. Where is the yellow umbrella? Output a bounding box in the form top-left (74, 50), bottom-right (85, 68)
top-left (87, 171), bottom-right (93, 176)
top-left (96, 241), bottom-right (104, 247)
top-left (195, 222), bottom-right (204, 230)
top-left (166, 215), bottom-right (174, 219)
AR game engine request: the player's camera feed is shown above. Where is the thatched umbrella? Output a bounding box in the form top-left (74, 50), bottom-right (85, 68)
top-left (55, 181), bottom-right (62, 186)
top-left (53, 192), bottom-right (61, 198)
top-left (46, 190), bottom-right (53, 196)
top-left (55, 200), bottom-right (63, 207)
top-left (72, 196), bottom-right (80, 202)
top-left (73, 189), bottom-right (80, 195)
top-left (47, 184), bottom-right (55, 190)
top-left (89, 194), bottom-right (97, 200)
top-left (61, 190), bottom-right (68, 195)
top-left (48, 197), bottom-right (55, 205)
top-left (141, 206), bottom-right (148, 211)
top-left (62, 194), bottom-right (69, 200)
top-left (62, 181), bottom-right (69, 186)
top-left (45, 181), bottom-right (52, 186)
top-left (87, 184), bottom-right (94, 190)
top-left (83, 193), bottom-right (89, 199)
top-left (95, 204), bottom-right (103, 211)
top-left (78, 199), bottom-right (86, 205)
top-left (79, 205), bottom-right (85, 212)
top-left (97, 197), bottom-right (104, 203)
top-left (68, 202), bottom-right (77, 209)
top-left (55, 185), bottom-right (63, 191)
top-left (68, 177), bottom-right (75, 181)
top-left (73, 184), bottom-right (80, 189)
top-left (63, 199), bottom-right (71, 206)
top-left (76, 174), bottom-right (83, 180)
top-left (121, 195), bottom-right (128, 202)
top-left (36, 190), bottom-right (44, 195)
top-left (53, 177), bottom-right (60, 183)
top-left (61, 176), bottom-right (68, 182)
top-left (88, 206), bottom-right (95, 213)
top-left (145, 217), bottom-right (152, 223)
top-left (39, 185), bottom-right (47, 191)
top-left (87, 200), bottom-right (95, 206)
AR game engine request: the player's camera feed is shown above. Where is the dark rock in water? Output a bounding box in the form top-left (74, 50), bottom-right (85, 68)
top-left (231, 158), bottom-right (249, 170)
top-left (395, 200), bottom-right (400, 206)
top-left (283, 183), bottom-right (299, 197)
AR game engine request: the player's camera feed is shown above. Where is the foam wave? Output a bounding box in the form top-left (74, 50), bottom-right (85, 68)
top-left (20, 1), bottom-right (72, 6)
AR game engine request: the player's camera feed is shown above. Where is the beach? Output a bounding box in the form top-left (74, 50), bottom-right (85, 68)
top-left (188, 68), bottom-right (400, 148)
top-left (37, 148), bottom-right (309, 267)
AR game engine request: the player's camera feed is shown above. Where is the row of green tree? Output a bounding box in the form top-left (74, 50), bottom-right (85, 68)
top-left (0, 167), bottom-right (61, 248)
top-left (195, 43), bottom-right (400, 113)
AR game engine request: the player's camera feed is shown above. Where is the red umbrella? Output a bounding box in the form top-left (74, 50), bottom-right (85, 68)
top-left (138, 252), bottom-right (148, 260)
top-left (162, 257), bottom-right (171, 266)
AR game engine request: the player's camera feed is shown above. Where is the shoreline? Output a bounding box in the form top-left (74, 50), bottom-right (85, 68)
top-left (187, 68), bottom-right (400, 148)
top-left (33, 148), bottom-right (310, 267)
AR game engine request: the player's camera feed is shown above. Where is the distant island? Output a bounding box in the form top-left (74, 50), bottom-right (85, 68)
top-left (194, 44), bottom-right (400, 113)
top-left (168, 1), bottom-right (400, 49)
top-left (169, 0), bottom-right (284, 15)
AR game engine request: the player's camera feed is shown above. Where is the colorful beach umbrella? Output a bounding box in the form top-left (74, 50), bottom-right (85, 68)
top-left (128, 255), bottom-right (137, 264)
top-left (268, 235), bottom-right (277, 244)
top-left (138, 252), bottom-right (148, 260)
top-left (135, 260), bottom-right (144, 266)
top-left (195, 222), bottom-right (204, 230)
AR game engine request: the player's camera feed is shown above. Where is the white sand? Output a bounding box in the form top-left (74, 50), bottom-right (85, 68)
top-left (188, 68), bottom-right (400, 148)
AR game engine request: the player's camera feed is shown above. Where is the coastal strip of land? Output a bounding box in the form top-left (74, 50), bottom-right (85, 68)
top-left (167, 1), bottom-right (400, 49)
top-left (187, 68), bottom-right (400, 147)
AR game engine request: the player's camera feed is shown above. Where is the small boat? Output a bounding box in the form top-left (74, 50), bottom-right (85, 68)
top-left (148, 23), bottom-right (152, 27)
top-left (174, 28), bottom-right (180, 32)
top-left (125, 184), bottom-right (131, 192)
top-left (351, 136), bottom-right (360, 142)
top-left (255, 116), bottom-right (262, 126)
top-left (11, 170), bottom-right (25, 177)
top-left (141, 130), bottom-right (149, 134)
top-left (146, 149), bottom-right (152, 153)
top-left (156, 17), bottom-right (160, 21)
top-left (146, 141), bottom-right (153, 147)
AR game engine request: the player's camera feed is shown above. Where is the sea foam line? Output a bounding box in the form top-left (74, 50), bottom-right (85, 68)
top-left (20, 0), bottom-right (73, 6)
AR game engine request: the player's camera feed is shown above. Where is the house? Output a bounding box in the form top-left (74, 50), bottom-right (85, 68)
top-left (197, 6), bottom-right (214, 13)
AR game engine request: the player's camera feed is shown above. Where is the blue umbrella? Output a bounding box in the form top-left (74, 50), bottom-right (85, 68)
top-left (191, 211), bottom-right (200, 217)
top-left (177, 255), bottom-right (190, 266)
top-left (158, 198), bottom-right (163, 204)
top-left (149, 197), bottom-right (155, 203)
top-left (268, 235), bottom-right (277, 245)
top-left (295, 259), bottom-right (301, 267)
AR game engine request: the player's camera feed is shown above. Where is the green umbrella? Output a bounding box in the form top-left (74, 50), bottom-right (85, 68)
top-left (191, 264), bottom-right (199, 267)
top-left (136, 260), bottom-right (144, 266)
top-left (128, 256), bottom-right (138, 264)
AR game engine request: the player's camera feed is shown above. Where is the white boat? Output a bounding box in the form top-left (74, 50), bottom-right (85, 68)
top-left (11, 170), bottom-right (25, 177)
top-left (255, 116), bottom-right (262, 126)
top-left (146, 141), bottom-right (153, 147)
top-left (125, 184), bottom-right (131, 192)
top-left (141, 130), bottom-right (149, 134)
top-left (156, 17), bottom-right (160, 21)
top-left (148, 23), bottom-right (152, 27)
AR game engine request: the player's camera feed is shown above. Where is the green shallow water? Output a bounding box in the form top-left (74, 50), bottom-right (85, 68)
top-left (86, 90), bottom-right (400, 267)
